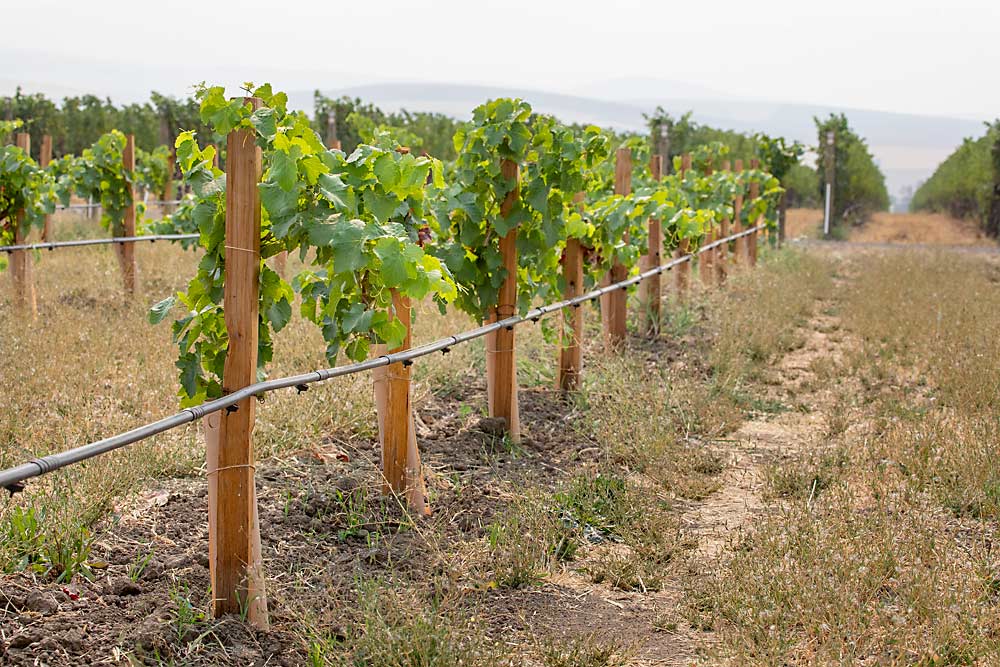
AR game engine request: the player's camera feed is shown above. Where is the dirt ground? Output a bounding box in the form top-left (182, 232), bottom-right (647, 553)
top-left (785, 207), bottom-right (994, 246)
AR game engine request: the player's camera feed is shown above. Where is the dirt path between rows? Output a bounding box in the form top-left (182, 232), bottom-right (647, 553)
top-left (662, 277), bottom-right (854, 664)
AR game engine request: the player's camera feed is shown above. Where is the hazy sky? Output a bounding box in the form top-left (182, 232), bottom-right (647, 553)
top-left (4, 0), bottom-right (998, 118)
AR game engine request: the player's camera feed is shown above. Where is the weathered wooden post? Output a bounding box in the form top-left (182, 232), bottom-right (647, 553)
top-left (733, 159), bottom-right (747, 266)
top-left (558, 192), bottom-right (586, 391)
top-left (40, 135), bottom-right (52, 242)
top-left (486, 159), bottom-right (520, 441)
top-left (373, 293), bottom-right (429, 514)
top-left (115, 134), bottom-right (138, 296)
top-left (639, 154), bottom-right (663, 334)
top-left (326, 114), bottom-right (342, 151)
top-left (601, 147), bottom-right (630, 350)
top-left (209, 97), bottom-right (268, 627)
top-left (163, 148), bottom-right (175, 214)
top-left (673, 153), bottom-right (692, 300)
top-left (749, 158), bottom-right (761, 266)
top-left (10, 133), bottom-right (37, 317)
top-left (716, 159), bottom-right (731, 284)
top-left (699, 160), bottom-right (716, 287)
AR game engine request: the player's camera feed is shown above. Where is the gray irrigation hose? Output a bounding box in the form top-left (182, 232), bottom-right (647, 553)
top-left (55, 200), bottom-right (185, 210)
top-left (0, 234), bottom-right (200, 253)
top-left (0, 225), bottom-right (763, 491)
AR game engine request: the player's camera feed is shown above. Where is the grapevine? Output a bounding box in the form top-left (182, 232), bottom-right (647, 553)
top-left (0, 120), bottom-right (56, 260)
top-left (150, 83), bottom-right (456, 405)
top-left (58, 130), bottom-right (139, 236)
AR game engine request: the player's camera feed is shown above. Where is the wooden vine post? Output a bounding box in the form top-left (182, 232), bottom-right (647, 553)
top-left (601, 147), bottom-right (630, 351)
top-left (326, 115), bottom-right (342, 151)
top-left (486, 159), bottom-right (520, 441)
top-left (673, 153), bottom-right (692, 300)
top-left (373, 147), bottom-right (427, 514)
top-left (163, 149), bottom-right (175, 214)
top-left (209, 97), bottom-right (268, 627)
top-left (558, 192), bottom-right (586, 391)
top-left (10, 133), bottom-right (37, 317)
top-left (716, 159), bottom-right (731, 284)
top-left (373, 292), bottom-right (429, 514)
top-left (115, 134), bottom-right (138, 296)
top-left (749, 159), bottom-right (760, 266)
top-left (639, 155), bottom-right (663, 335)
top-left (699, 160), bottom-right (715, 287)
top-left (40, 135), bottom-right (52, 242)
top-left (733, 159), bottom-right (746, 266)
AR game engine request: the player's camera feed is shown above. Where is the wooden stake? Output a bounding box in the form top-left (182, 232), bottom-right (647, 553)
top-left (749, 159), bottom-right (760, 266)
top-left (558, 191), bottom-right (586, 391)
top-left (163, 148), bottom-right (175, 214)
top-left (40, 135), bottom-right (52, 242)
top-left (699, 160), bottom-right (715, 287)
top-left (602, 147), bottom-right (630, 351)
top-left (716, 160), bottom-right (731, 284)
top-left (673, 154), bottom-right (693, 300)
top-left (10, 133), bottom-right (36, 317)
top-left (326, 114), bottom-right (342, 151)
top-left (733, 159), bottom-right (746, 266)
top-left (115, 134), bottom-right (138, 296)
top-left (211, 97), bottom-right (268, 627)
top-left (639, 155), bottom-right (663, 335)
top-left (374, 293), bottom-right (429, 514)
top-left (486, 159), bottom-right (520, 441)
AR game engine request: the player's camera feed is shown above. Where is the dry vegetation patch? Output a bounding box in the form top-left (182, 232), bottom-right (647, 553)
top-left (691, 249), bottom-right (1000, 664)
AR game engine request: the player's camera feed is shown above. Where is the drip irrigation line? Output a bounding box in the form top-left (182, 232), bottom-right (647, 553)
top-left (0, 225), bottom-right (764, 491)
top-left (55, 200), bottom-right (186, 210)
top-left (0, 234), bottom-right (199, 253)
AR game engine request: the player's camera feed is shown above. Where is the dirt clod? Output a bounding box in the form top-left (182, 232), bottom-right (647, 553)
top-left (24, 591), bottom-right (59, 615)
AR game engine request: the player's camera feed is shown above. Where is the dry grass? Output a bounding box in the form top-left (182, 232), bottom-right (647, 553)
top-left (785, 207), bottom-right (824, 239)
top-left (850, 211), bottom-right (993, 246)
top-left (708, 250), bottom-right (833, 388)
top-left (691, 248), bottom-right (1000, 664)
